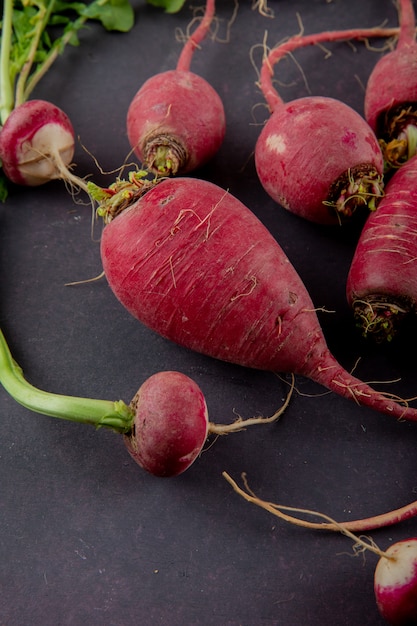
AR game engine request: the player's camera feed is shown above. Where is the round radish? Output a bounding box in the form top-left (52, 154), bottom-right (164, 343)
top-left (0, 100), bottom-right (75, 186)
top-left (374, 538), bottom-right (417, 625)
top-left (124, 371), bottom-right (209, 477)
top-left (254, 27), bottom-right (400, 224)
top-left (126, 0), bottom-right (225, 176)
top-left (97, 174), bottom-right (417, 422)
top-left (365, 0), bottom-right (417, 172)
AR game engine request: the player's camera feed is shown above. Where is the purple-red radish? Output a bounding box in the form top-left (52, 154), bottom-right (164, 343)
top-left (224, 472), bottom-right (417, 625)
top-left (0, 0), bottom-right (134, 195)
top-left (254, 26), bottom-right (401, 224)
top-left (0, 328), bottom-right (291, 477)
top-left (346, 154), bottom-right (417, 343)
top-left (126, 0), bottom-right (225, 176)
top-left (365, 0), bottom-right (417, 173)
top-left (95, 174), bottom-right (417, 422)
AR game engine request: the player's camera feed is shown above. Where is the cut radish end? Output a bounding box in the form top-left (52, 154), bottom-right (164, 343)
top-left (374, 538), bottom-right (417, 625)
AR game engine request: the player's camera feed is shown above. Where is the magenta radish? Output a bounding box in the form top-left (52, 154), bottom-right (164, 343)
top-left (92, 174), bottom-right (417, 422)
top-left (346, 154), bottom-right (417, 343)
top-left (0, 328), bottom-right (291, 477)
top-left (253, 27), bottom-right (402, 224)
top-left (223, 472), bottom-right (417, 625)
top-left (0, 0), bottom-right (134, 196)
top-left (365, 0), bottom-right (417, 172)
top-left (126, 0), bottom-right (225, 176)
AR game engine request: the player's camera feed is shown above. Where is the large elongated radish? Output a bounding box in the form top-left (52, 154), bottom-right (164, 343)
top-left (365, 0), bottom-right (417, 172)
top-left (96, 175), bottom-right (417, 422)
top-left (346, 154), bottom-right (417, 343)
top-left (254, 26), bottom-right (401, 224)
top-left (126, 0), bottom-right (225, 176)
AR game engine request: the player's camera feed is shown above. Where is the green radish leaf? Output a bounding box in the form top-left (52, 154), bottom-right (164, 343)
top-left (146, 0), bottom-right (186, 14)
top-left (79, 0), bottom-right (135, 32)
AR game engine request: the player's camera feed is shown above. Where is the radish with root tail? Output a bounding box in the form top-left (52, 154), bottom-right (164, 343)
top-left (365, 0), bottom-right (417, 173)
top-left (224, 472), bottom-right (417, 626)
top-left (346, 154), bottom-right (417, 343)
top-left (254, 25), bottom-right (401, 225)
top-left (126, 0), bottom-right (226, 176)
top-left (0, 0), bottom-right (134, 199)
top-left (89, 173), bottom-right (417, 422)
top-left (0, 329), bottom-right (293, 478)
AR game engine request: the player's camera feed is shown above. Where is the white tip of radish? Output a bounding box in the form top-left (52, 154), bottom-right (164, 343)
top-left (374, 538), bottom-right (417, 625)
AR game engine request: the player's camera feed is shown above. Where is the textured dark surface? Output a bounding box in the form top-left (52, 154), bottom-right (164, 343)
top-left (1, 1), bottom-right (417, 624)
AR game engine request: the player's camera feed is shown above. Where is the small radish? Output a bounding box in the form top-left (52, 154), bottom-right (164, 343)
top-left (254, 26), bottom-right (400, 224)
top-left (126, 0), bottom-right (225, 176)
top-left (346, 154), bottom-right (417, 343)
top-left (364, 0), bottom-right (417, 173)
top-left (0, 328), bottom-right (291, 477)
top-left (0, 0), bottom-right (134, 196)
top-left (92, 174), bottom-right (417, 422)
top-left (224, 472), bottom-right (417, 625)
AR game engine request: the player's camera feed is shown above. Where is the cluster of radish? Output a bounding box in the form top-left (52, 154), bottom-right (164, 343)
top-left (3, 0), bottom-right (417, 623)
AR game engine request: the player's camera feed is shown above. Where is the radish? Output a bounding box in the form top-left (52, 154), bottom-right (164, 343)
top-left (364, 0), bottom-right (417, 173)
top-left (346, 153), bottom-right (417, 343)
top-left (0, 0), bottom-right (134, 197)
top-left (224, 472), bottom-right (417, 625)
top-left (92, 174), bottom-right (417, 422)
top-left (253, 26), bottom-right (401, 225)
top-left (0, 328), bottom-right (292, 477)
top-left (126, 0), bottom-right (226, 176)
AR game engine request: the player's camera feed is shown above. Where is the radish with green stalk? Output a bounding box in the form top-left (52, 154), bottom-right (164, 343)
top-left (253, 25), bottom-right (401, 225)
top-left (0, 0), bottom-right (134, 199)
top-left (0, 328), bottom-right (292, 477)
top-left (126, 0), bottom-right (226, 176)
top-left (223, 472), bottom-right (417, 626)
top-left (364, 0), bottom-right (417, 173)
top-left (88, 173), bottom-right (417, 422)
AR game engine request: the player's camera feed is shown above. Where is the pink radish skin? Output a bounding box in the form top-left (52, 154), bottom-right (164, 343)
top-left (126, 0), bottom-right (225, 176)
top-left (99, 176), bottom-right (417, 422)
top-left (254, 28), bottom-right (398, 224)
top-left (124, 371), bottom-right (209, 477)
top-left (0, 99), bottom-right (75, 186)
top-left (346, 154), bottom-right (417, 343)
top-left (374, 538), bottom-right (417, 626)
top-left (365, 0), bottom-right (417, 170)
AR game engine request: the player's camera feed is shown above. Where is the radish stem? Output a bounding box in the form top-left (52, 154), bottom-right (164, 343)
top-left (0, 0), bottom-right (14, 124)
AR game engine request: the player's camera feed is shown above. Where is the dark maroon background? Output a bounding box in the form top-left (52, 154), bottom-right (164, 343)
top-left (1, 1), bottom-right (417, 624)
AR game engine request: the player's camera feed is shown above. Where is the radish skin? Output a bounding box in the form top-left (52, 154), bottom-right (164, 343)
top-left (98, 175), bottom-right (417, 422)
top-left (374, 539), bottom-right (417, 626)
top-left (126, 0), bottom-right (225, 176)
top-left (0, 100), bottom-right (77, 187)
top-left (254, 27), bottom-right (398, 224)
top-left (365, 0), bottom-right (417, 171)
top-left (346, 154), bottom-right (417, 342)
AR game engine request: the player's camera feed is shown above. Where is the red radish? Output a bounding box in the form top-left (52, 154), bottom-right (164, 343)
top-left (126, 0), bottom-right (225, 176)
top-left (374, 539), bottom-right (417, 626)
top-left (224, 472), bottom-right (417, 624)
top-left (94, 174), bottom-right (417, 422)
top-left (346, 154), bottom-right (417, 343)
top-left (365, 0), bottom-right (417, 172)
top-left (0, 328), bottom-right (291, 477)
top-left (253, 27), bottom-right (401, 224)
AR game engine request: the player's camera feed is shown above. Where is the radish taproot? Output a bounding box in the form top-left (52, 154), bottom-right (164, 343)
top-left (92, 174), bottom-right (417, 421)
top-left (126, 0), bottom-right (225, 176)
top-left (0, 328), bottom-right (292, 477)
top-left (253, 26), bottom-right (401, 225)
top-left (364, 0), bottom-right (417, 173)
top-left (0, 0), bottom-right (134, 197)
top-left (224, 472), bottom-right (417, 625)
top-left (346, 154), bottom-right (417, 343)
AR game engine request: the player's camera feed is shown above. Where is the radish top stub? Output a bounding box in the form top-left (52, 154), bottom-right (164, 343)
top-left (374, 539), bottom-right (417, 625)
top-left (0, 100), bottom-right (75, 186)
top-left (126, 70), bottom-right (226, 175)
top-left (254, 96), bottom-right (384, 224)
top-left (123, 371), bottom-right (209, 477)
